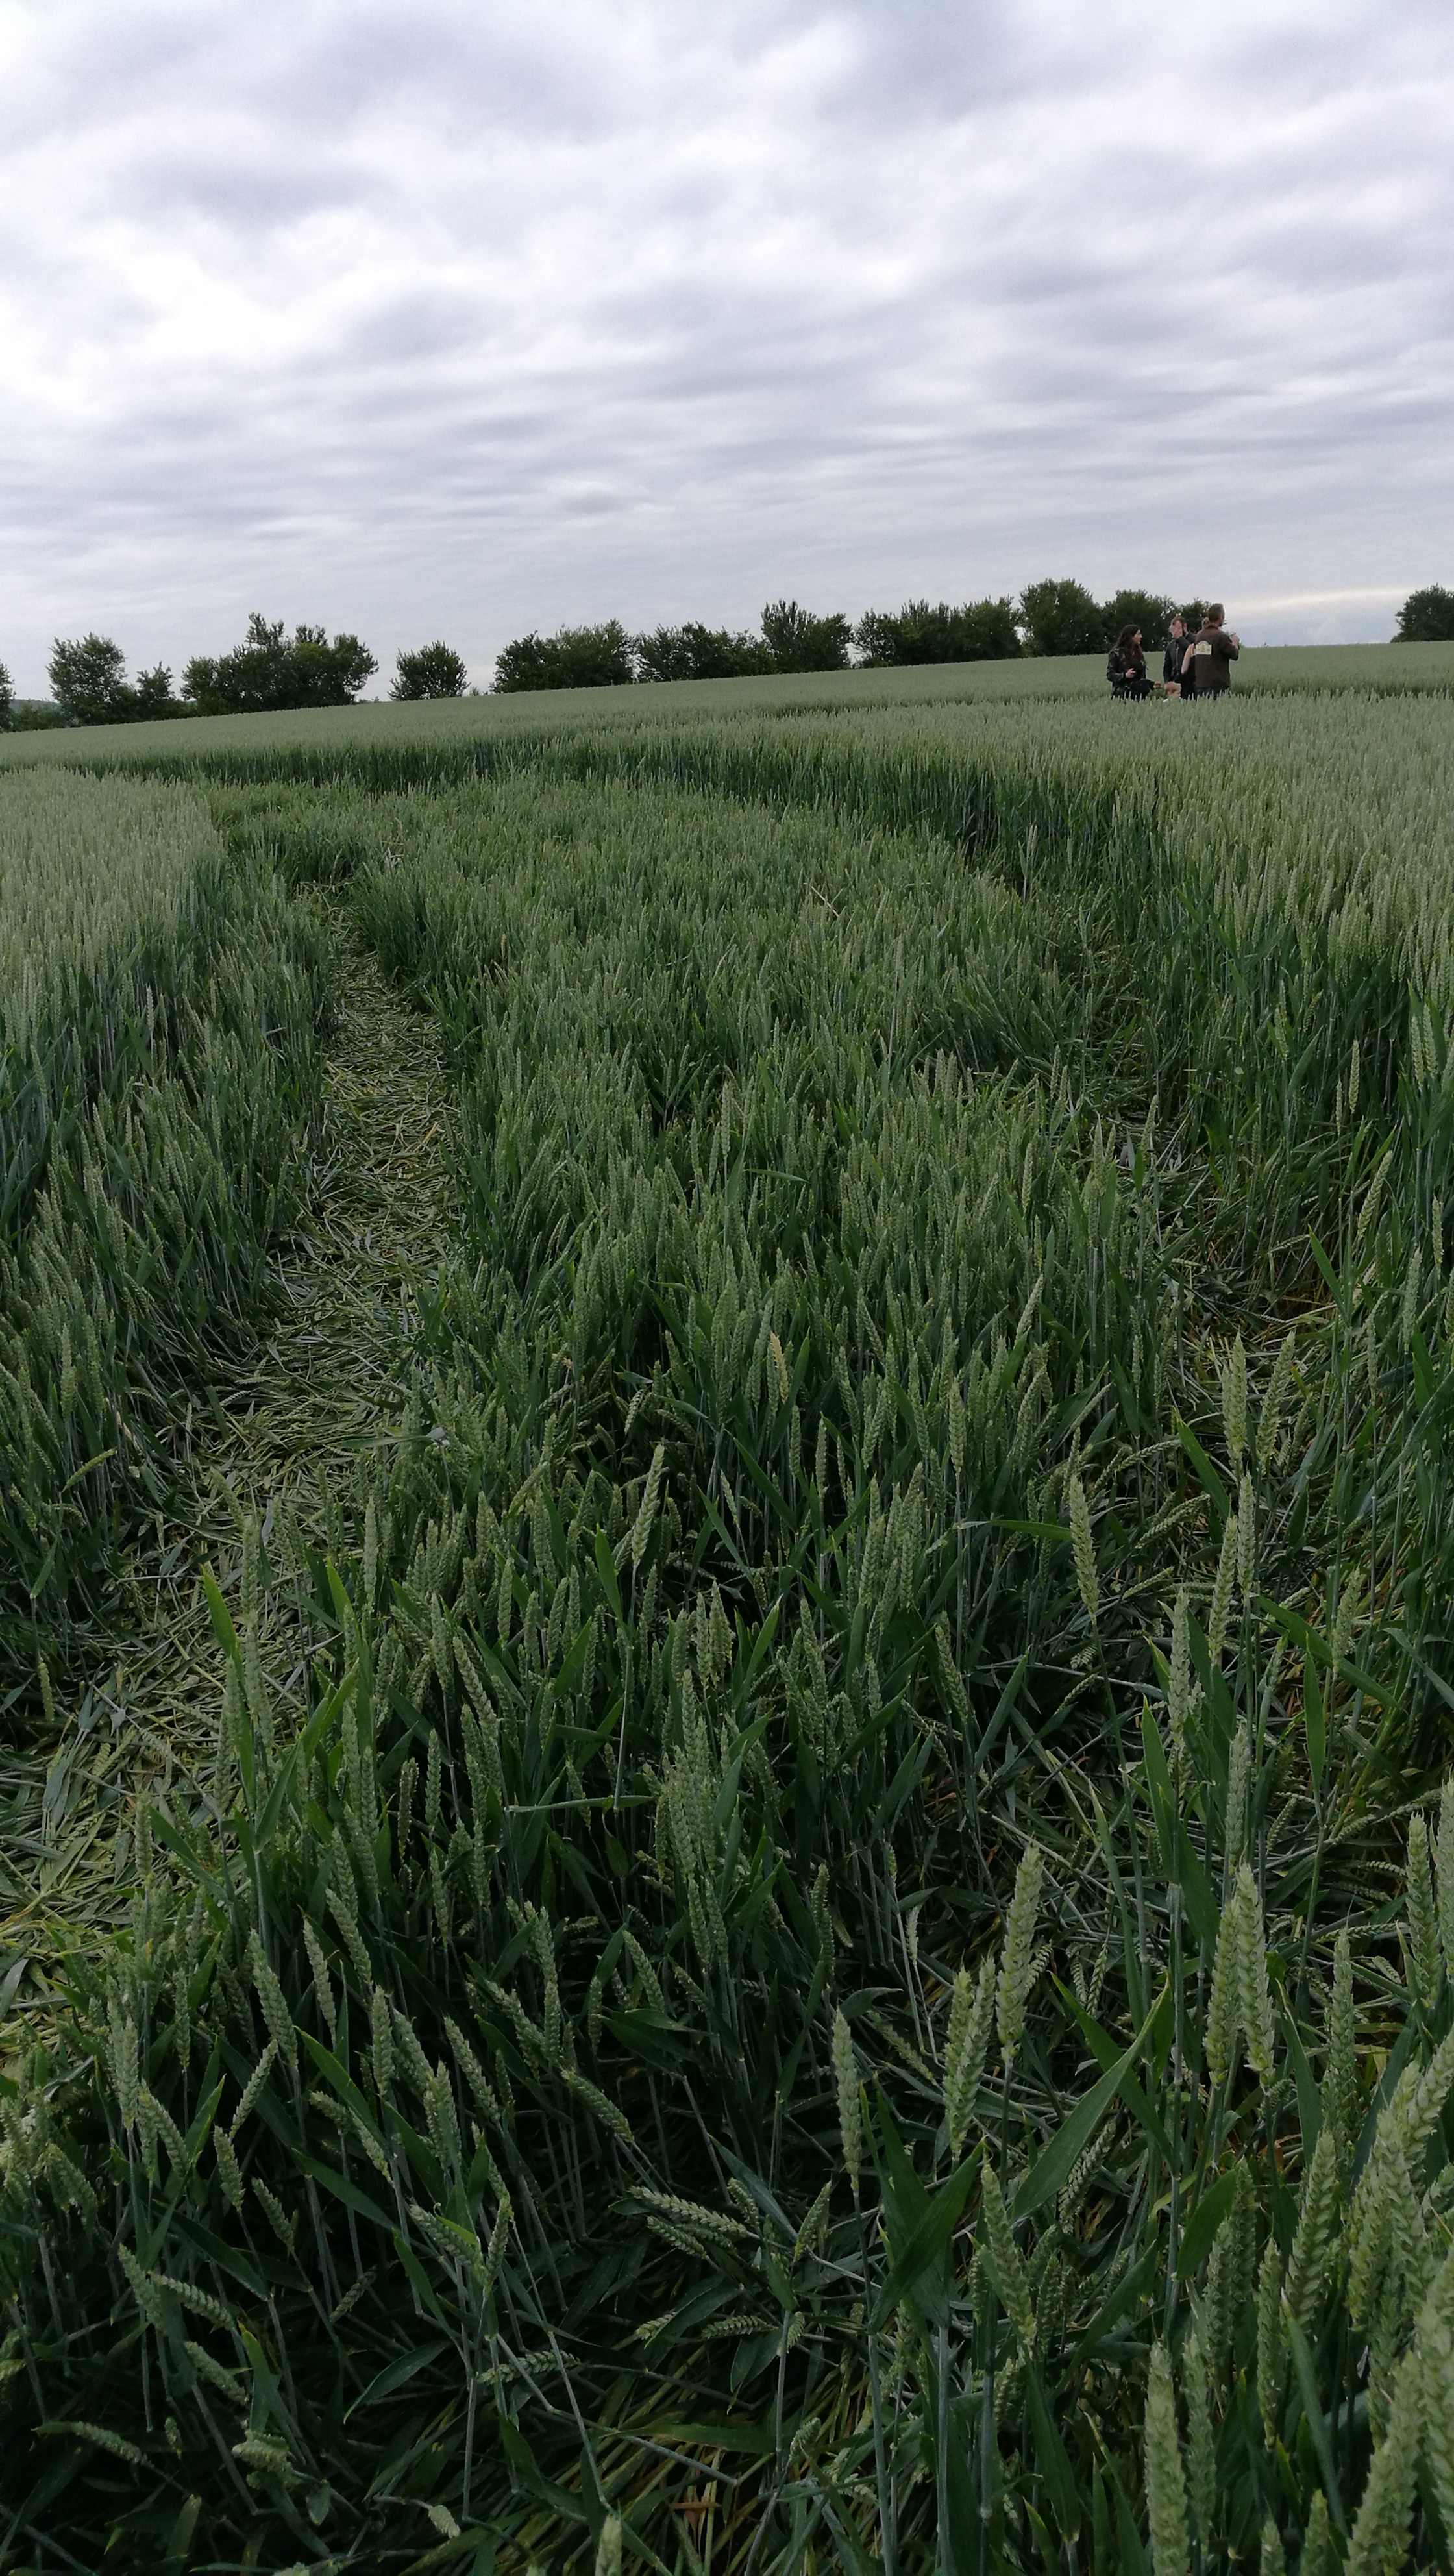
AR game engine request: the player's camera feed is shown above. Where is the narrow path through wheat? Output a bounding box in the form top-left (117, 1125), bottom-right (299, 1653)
top-left (0, 937), bottom-right (450, 1978)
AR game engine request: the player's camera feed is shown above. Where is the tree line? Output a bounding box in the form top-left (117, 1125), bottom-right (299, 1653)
top-left (497, 584), bottom-right (1200, 690)
top-left (493, 578), bottom-right (1454, 689)
top-left (3, 582), bottom-right (1451, 727)
top-left (0, 620), bottom-right (469, 730)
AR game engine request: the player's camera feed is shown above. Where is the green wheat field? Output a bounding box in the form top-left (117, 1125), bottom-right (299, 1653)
top-left (3, 645), bottom-right (1454, 2573)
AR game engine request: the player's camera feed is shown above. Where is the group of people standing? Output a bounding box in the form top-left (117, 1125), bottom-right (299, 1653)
top-left (1106, 606), bottom-right (1240, 700)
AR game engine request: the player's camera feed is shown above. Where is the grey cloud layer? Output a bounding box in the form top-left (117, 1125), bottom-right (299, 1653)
top-left (1, 0), bottom-right (1450, 688)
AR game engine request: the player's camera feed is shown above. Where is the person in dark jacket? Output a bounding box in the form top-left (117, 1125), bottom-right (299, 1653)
top-left (1162, 615), bottom-right (1189, 694)
top-left (1181, 604), bottom-right (1240, 697)
top-left (1106, 625), bottom-right (1150, 699)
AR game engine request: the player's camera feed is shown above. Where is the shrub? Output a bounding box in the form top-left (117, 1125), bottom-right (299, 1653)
top-left (1102, 589), bottom-right (1179, 646)
top-left (493, 621), bottom-right (636, 692)
top-left (6, 701), bottom-right (69, 732)
top-left (760, 599), bottom-right (852, 671)
top-left (1017, 578), bottom-right (1107, 656)
top-left (49, 632), bottom-right (128, 723)
top-left (854, 597), bottom-right (1022, 665)
top-left (47, 637), bottom-right (184, 726)
top-left (392, 641), bottom-right (469, 699)
top-left (183, 615), bottom-right (377, 715)
top-left (1394, 583), bottom-right (1454, 642)
top-left (130, 663), bottom-right (180, 717)
top-left (636, 622), bottom-right (773, 681)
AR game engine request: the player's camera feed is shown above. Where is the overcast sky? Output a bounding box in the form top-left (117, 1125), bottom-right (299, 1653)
top-left (1, 0), bottom-right (1450, 691)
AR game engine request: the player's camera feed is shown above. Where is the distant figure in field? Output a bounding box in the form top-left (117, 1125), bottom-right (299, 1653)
top-left (1106, 625), bottom-right (1150, 699)
top-left (1161, 613), bottom-right (1189, 696)
top-left (1181, 604), bottom-right (1240, 697)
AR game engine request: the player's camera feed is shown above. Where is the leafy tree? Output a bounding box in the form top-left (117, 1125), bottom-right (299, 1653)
top-left (48, 634), bottom-right (130, 725)
top-left (1102, 589), bottom-right (1178, 645)
top-left (854, 598), bottom-right (1021, 667)
top-left (1394, 584), bottom-right (1454, 642)
top-left (760, 601), bottom-right (851, 673)
top-left (493, 622), bottom-right (636, 693)
top-left (182, 615), bottom-right (378, 715)
top-left (392, 642), bottom-right (469, 700)
top-left (1016, 580), bottom-right (1107, 656)
top-left (46, 638), bottom-right (181, 725)
top-left (131, 665), bottom-right (180, 717)
top-left (0, 662), bottom-right (12, 726)
top-left (636, 623), bottom-right (772, 682)
top-left (852, 610), bottom-right (903, 667)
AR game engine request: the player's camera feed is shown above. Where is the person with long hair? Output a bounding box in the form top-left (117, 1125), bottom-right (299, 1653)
top-left (1106, 623), bottom-right (1150, 700)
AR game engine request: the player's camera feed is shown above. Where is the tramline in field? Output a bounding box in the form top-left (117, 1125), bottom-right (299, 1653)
top-left (2, 660), bottom-right (1454, 2571)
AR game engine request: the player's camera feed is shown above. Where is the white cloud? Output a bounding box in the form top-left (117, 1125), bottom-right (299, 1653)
top-left (0, 0), bottom-right (1449, 689)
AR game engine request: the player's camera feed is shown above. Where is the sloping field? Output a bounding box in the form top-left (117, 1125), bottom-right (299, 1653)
top-left (3, 662), bottom-right (1454, 2571)
top-left (2, 636), bottom-right (1453, 774)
